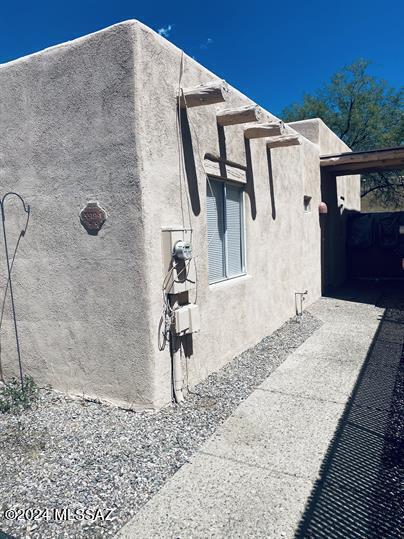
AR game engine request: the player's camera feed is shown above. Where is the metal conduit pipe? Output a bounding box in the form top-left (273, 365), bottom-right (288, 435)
top-left (169, 294), bottom-right (185, 404)
top-left (170, 334), bottom-right (184, 403)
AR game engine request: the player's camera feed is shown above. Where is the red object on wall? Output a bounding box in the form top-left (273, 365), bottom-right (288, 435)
top-left (319, 202), bottom-right (328, 214)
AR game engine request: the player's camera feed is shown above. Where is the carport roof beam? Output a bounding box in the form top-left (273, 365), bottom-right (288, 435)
top-left (320, 146), bottom-right (404, 175)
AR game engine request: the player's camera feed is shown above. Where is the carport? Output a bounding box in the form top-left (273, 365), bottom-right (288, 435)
top-left (319, 146), bottom-right (404, 291)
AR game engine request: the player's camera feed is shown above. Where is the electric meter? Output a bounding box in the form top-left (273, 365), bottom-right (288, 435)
top-left (161, 228), bottom-right (196, 294)
top-left (173, 240), bottom-right (193, 261)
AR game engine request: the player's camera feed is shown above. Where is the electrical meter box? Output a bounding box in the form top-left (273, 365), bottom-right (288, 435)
top-left (161, 228), bottom-right (196, 295)
top-left (173, 304), bottom-right (200, 335)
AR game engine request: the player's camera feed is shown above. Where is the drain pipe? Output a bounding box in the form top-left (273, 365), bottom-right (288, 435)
top-left (168, 293), bottom-right (184, 403)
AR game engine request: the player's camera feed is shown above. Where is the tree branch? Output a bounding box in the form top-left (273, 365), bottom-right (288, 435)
top-left (361, 171), bottom-right (404, 197)
top-left (350, 116), bottom-right (370, 149)
top-left (340, 97), bottom-right (355, 140)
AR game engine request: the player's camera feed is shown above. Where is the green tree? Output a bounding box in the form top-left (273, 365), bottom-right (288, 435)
top-left (282, 60), bottom-right (404, 206)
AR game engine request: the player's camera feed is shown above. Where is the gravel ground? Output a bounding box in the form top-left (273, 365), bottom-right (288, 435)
top-left (0, 311), bottom-right (321, 539)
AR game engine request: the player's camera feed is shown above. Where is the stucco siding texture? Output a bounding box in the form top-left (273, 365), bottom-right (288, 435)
top-left (290, 119), bottom-right (361, 288)
top-left (0, 22), bottom-right (155, 408)
top-left (132, 22), bottom-right (323, 405)
top-left (289, 119), bottom-right (361, 209)
top-left (0, 21), bottom-right (359, 408)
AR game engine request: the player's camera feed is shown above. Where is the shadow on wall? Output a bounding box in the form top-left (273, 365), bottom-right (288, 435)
top-left (320, 171), bottom-right (360, 293)
top-left (244, 138), bottom-right (257, 220)
top-left (217, 125), bottom-right (227, 178)
top-left (179, 107), bottom-right (259, 221)
top-left (220, 126), bottom-right (258, 221)
top-left (266, 149), bottom-right (276, 220)
top-left (179, 106), bottom-right (201, 216)
top-left (295, 283), bottom-right (404, 539)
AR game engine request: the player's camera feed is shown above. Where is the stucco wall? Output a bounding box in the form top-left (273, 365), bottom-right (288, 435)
top-left (0, 21), bottom-right (360, 408)
top-left (290, 119), bottom-right (361, 289)
top-left (0, 22), bottom-right (156, 408)
top-left (289, 118), bottom-right (361, 212)
top-left (132, 23), bottom-right (324, 405)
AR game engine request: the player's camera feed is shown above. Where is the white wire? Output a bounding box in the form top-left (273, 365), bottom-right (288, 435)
top-left (176, 52), bottom-right (194, 233)
top-left (160, 53), bottom-right (222, 351)
top-left (159, 258), bottom-right (194, 350)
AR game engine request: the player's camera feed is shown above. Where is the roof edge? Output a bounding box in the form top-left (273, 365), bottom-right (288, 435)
top-left (0, 19), bottom-right (142, 68)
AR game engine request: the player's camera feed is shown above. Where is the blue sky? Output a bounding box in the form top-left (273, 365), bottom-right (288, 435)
top-left (1, 0), bottom-right (403, 115)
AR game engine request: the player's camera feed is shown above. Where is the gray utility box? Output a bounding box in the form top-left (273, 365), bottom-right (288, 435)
top-left (161, 228), bottom-right (196, 295)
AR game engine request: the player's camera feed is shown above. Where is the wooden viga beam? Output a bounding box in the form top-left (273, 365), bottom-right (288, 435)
top-left (216, 105), bottom-right (262, 126)
top-left (179, 80), bottom-right (228, 108)
top-left (244, 121), bottom-right (285, 139)
top-left (267, 134), bottom-right (302, 149)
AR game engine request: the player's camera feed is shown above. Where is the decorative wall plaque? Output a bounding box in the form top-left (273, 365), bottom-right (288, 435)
top-left (80, 201), bottom-right (107, 235)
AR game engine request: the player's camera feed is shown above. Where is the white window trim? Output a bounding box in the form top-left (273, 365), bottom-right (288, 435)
top-left (207, 178), bottom-right (247, 285)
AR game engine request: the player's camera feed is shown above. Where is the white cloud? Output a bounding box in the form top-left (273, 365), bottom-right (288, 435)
top-left (157, 24), bottom-right (173, 38)
top-left (200, 38), bottom-right (213, 50)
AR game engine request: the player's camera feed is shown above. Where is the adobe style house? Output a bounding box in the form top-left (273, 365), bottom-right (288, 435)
top-left (0, 21), bottom-right (360, 409)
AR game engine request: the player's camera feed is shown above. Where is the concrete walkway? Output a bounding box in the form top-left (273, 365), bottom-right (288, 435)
top-left (118, 289), bottom-right (397, 538)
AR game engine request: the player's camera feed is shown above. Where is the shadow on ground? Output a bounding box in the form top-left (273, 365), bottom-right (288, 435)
top-left (295, 282), bottom-right (403, 539)
top-left (324, 279), bottom-right (404, 308)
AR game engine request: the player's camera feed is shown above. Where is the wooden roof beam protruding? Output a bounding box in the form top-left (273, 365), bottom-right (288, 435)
top-left (267, 134), bottom-right (301, 149)
top-left (216, 105), bottom-right (262, 126)
top-left (204, 153), bottom-right (247, 171)
top-left (244, 121), bottom-right (285, 139)
top-left (179, 80), bottom-right (228, 108)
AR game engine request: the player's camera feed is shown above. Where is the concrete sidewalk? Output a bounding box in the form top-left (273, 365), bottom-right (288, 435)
top-left (118, 293), bottom-right (385, 538)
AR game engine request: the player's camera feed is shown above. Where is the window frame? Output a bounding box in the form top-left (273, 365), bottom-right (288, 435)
top-left (206, 176), bottom-right (246, 285)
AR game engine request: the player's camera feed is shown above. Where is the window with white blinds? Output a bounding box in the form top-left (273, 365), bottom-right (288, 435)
top-left (206, 178), bottom-right (245, 283)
